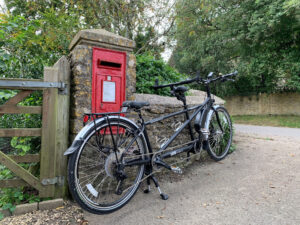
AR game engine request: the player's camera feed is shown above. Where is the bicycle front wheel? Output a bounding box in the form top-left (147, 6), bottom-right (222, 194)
top-left (68, 118), bottom-right (146, 214)
top-left (205, 106), bottom-right (233, 161)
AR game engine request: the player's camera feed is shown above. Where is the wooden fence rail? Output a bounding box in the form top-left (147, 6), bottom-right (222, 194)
top-left (0, 56), bottom-right (70, 198)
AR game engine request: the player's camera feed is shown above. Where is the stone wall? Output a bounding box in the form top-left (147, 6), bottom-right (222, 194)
top-left (225, 93), bottom-right (300, 116)
top-left (133, 90), bottom-right (224, 151)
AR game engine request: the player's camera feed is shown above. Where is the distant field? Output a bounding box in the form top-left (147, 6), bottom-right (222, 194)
top-left (232, 115), bottom-right (300, 128)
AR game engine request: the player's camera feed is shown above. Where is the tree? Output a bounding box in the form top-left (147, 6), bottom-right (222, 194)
top-left (136, 54), bottom-right (187, 96)
top-left (4, 0), bottom-right (176, 56)
top-left (173, 0), bottom-right (300, 96)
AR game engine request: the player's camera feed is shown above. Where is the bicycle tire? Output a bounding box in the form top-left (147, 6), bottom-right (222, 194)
top-left (67, 117), bottom-right (146, 214)
top-left (204, 106), bottom-right (233, 161)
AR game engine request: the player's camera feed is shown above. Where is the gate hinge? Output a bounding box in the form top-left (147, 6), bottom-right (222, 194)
top-left (41, 176), bottom-right (64, 186)
top-left (58, 83), bottom-right (68, 95)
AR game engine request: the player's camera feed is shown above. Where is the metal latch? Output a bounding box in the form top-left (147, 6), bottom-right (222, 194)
top-left (41, 176), bottom-right (64, 186)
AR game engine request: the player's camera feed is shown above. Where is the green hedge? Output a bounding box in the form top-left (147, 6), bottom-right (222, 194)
top-left (136, 54), bottom-right (188, 96)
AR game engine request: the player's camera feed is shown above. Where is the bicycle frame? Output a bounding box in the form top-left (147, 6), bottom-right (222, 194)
top-left (122, 96), bottom-right (215, 168)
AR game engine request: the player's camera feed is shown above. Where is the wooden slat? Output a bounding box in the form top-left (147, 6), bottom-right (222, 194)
top-left (0, 90), bottom-right (35, 117)
top-left (0, 106), bottom-right (42, 114)
top-left (4, 90), bottom-right (33, 105)
top-left (8, 154), bottom-right (40, 163)
top-left (0, 178), bottom-right (28, 188)
top-left (0, 151), bottom-right (45, 192)
top-left (0, 128), bottom-right (42, 137)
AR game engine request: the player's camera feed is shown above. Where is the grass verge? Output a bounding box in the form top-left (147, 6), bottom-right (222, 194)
top-left (232, 115), bottom-right (300, 128)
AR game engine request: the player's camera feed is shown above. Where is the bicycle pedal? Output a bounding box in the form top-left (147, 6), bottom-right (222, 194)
top-left (171, 165), bottom-right (183, 174)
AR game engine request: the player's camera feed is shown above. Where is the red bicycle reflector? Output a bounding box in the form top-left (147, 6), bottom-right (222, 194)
top-left (83, 115), bottom-right (89, 124)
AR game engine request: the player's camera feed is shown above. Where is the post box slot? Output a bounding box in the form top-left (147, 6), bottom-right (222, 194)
top-left (98, 60), bottom-right (121, 69)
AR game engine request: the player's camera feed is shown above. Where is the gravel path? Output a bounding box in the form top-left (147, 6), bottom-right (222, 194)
top-left (1, 125), bottom-right (299, 224)
top-left (84, 126), bottom-right (300, 225)
top-left (0, 201), bottom-right (85, 225)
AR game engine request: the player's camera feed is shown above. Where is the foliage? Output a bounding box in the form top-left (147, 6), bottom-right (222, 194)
top-left (0, 92), bottom-right (42, 129)
top-left (4, 0), bottom-right (175, 56)
top-left (0, 11), bottom-right (79, 79)
top-left (0, 186), bottom-right (40, 215)
top-left (134, 27), bottom-right (165, 58)
top-left (0, 162), bottom-right (41, 219)
top-left (136, 54), bottom-right (188, 96)
top-left (173, 0), bottom-right (300, 96)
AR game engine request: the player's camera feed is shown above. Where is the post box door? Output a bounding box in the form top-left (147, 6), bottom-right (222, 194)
top-left (92, 48), bottom-right (126, 113)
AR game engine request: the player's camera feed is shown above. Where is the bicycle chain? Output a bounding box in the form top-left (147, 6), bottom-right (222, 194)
top-left (121, 140), bottom-right (197, 160)
top-left (120, 142), bottom-right (203, 194)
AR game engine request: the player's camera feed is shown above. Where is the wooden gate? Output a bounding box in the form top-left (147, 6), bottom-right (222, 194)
top-left (0, 57), bottom-right (70, 198)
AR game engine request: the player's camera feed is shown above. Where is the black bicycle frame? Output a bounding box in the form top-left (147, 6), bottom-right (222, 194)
top-left (123, 96), bottom-right (214, 167)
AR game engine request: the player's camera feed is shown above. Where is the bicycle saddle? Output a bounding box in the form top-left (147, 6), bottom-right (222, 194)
top-left (173, 86), bottom-right (188, 93)
top-left (122, 101), bottom-right (150, 109)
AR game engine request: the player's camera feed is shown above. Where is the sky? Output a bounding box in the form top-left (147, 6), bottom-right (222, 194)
top-left (0, 0), bottom-right (6, 13)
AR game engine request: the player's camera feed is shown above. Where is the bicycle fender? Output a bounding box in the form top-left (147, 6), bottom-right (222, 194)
top-left (64, 116), bottom-right (142, 156)
top-left (204, 105), bottom-right (220, 130)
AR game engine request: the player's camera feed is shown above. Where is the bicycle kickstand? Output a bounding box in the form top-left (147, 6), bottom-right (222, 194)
top-left (144, 175), bottom-right (168, 200)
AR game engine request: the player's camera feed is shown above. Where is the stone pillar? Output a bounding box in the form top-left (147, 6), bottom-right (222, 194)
top-left (68, 29), bottom-right (136, 136)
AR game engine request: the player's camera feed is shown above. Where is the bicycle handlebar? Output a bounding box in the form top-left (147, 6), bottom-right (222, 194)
top-left (153, 75), bottom-right (200, 89)
top-left (153, 71), bottom-right (238, 89)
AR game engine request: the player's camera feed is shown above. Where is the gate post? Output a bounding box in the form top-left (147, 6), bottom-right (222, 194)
top-left (40, 56), bottom-right (70, 198)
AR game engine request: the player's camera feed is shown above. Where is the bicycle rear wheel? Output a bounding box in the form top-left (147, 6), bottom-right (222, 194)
top-left (205, 106), bottom-right (233, 161)
top-left (68, 118), bottom-right (146, 214)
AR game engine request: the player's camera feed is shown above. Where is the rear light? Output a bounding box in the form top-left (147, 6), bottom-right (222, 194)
top-left (83, 115), bottom-right (90, 125)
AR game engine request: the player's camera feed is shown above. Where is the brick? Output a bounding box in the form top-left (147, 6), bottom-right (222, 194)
top-left (38, 198), bottom-right (63, 210)
top-left (12, 202), bottom-right (38, 216)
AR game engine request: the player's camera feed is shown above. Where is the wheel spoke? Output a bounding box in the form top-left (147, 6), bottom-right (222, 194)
top-left (69, 119), bottom-right (145, 213)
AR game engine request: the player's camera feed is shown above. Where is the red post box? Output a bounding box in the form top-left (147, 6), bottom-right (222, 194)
top-left (92, 47), bottom-right (126, 114)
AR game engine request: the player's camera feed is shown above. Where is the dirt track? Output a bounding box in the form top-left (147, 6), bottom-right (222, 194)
top-left (85, 125), bottom-right (300, 225)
